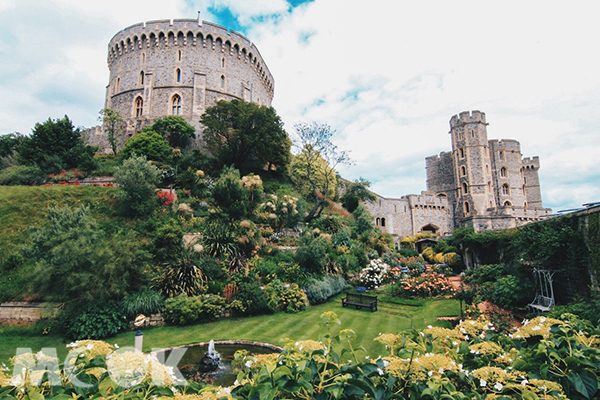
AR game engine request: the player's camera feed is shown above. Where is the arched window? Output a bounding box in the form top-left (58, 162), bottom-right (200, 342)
top-left (488, 181), bottom-right (492, 192)
top-left (176, 68), bottom-right (181, 83)
top-left (464, 202), bottom-right (470, 214)
top-left (462, 182), bottom-right (468, 194)
top-left (459, 148), bottom-right (465, 158)
top-left (499, 151), bottom-right (504, 160)
top-left (461, 165), bottom-right (467, 176)
top-left (376, 217), bottom-right (380, 226)
top-left (500, 167), bottom-right (507, 177)
top-left (220, 75), bottom-right (225, 89)
top-left (222, 57), bottom-right (225, 68)
top-left (381, 218), bottom-right (386, 227)
top-left (502, 183), bottom-right (510, 195)
top-left (171, 94), bottom-right (181, 115)
top-left (139, 71), bottom-right (144, 85)
top-left (135, 97), bottom-right (143, 117)
top-left (115, 77), bottom-right (120, 93)
top-left (504, 201), bottom-right (512, 207)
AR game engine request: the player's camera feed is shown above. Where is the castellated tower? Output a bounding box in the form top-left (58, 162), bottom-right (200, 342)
top-left (426, 110), bottom-right (551, 232)
top-left (87, 17), bottom-right (274, 150)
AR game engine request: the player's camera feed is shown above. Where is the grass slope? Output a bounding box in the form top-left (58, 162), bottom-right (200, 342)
top-left (0, 297), bottom-right (460, 363)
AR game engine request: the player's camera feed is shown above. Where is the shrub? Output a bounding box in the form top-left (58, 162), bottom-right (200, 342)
top-left (359, 259), bottom-right (389, 289)
top-left (233, 276), bottom-right (270, 316)
top-left (464, 264), bottom-right (506, 284)
top-left (295, 233), bottom-right (329, 274)
top-left (58, 301), bottom-right (127, 339)
top-left (119, 130), bottom-right (173, 164)
top-left (0, 165), bottom-right (47, 185)
top-left (212, 166), bottom-right (250, 220)
top-left (120, 289), bottom-right (165, 320)
top-left (397, 272), bottom-right (455, 298)
top-left (304, 275), bottom-right (346, 304)
top-left (493, 275), bottom-right (529, 309)
top-left (114, 155), bottom-right (161, 216)
top-left (164, 294), bottom-right (203, 325)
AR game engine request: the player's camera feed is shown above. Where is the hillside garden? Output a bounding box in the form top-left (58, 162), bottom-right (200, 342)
top-left (1, 103), bottom-right (599, 399)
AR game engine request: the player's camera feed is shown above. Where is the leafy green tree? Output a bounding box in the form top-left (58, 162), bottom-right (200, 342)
top-left (0, 132), bottom-right (26, 166)
top-left (19, 116), bottom-right (96, 173)
top-left (211, 166), bottom-right (250, 220)
top-left (340, 178), bottom-right (376, 213)
top-left (114, 155), bottom-right (161, 216)
top-left (119, 130), bottom-right (173, 164)
top-left (145, 116), bottom-right (196, 149)
top-left (98, 108), bottom-right (125, 156)
top-left (291, 122), bottom-right (352, 222)
top-left (25, 205), bottom-right (149, 303)
top-left (200, 99), bottom-right (291, 171)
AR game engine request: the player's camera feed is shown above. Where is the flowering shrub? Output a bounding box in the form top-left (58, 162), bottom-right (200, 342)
top-left (258, 193), bottom-right (300, 230)
top-left (398, 271), bottom-right (455, 298)
top-left (156, 190), bottom-right (175, 206)
top-left (48, 168), bottom-right (87, 183)
top-left (359, 258), bottom-right (389, 289)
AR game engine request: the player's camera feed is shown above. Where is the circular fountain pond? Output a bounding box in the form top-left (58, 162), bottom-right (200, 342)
top-left (156, 340), bottom-right (282, 386)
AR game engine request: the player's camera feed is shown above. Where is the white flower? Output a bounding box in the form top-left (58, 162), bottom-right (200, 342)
top-left (438, 368), bottom-right (444, 374)
top-left (521, 379), bottom-right (529, 386)
top-left (383, 360), bottom-right (390, 367)
top-left (494, 382), bottom-right (503, 391)
top-left (35, 351), bottom-right (45, 360)
top-left (427, 325), bottom-right (432, 329)
top-left (86, 344), bottom-right (94, 350)
top-left (377, 368), bottom-right (384, 376)
top-left (480, 379), bottom-right (487, 387)
top-left (245, 360), bottom-right (253, 368)
top-left (170, 387), bottom-right (178, 393)
top-left (114, 343), bottom-right (119, 349)
top-left (540, 317), bottom-right (546, 323)
top-left (532, 326), bottom-right (541, 331)
top-left (428, 371), bottom-right (434, 377)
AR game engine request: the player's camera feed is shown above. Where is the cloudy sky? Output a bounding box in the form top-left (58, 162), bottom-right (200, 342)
top-left (1, 0), bottom-right (599, 212)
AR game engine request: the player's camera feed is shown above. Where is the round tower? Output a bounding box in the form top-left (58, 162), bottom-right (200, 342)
top-left (449, 110), bottom-right (495, 219)
top-left (488, 139), bottom-right (526, 209)
top-left (104, 17), bottom-right (274, 142)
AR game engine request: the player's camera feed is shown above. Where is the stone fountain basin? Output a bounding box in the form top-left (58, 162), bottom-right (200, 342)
top-left (154, 340), bottom-right (283, 387)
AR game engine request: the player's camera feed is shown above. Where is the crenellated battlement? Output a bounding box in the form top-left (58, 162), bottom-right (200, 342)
top-left (489, 139), bottom-right (521, 152)
top-left (449, 110), bottom-right (487, 129)
top-left (522, 156), bottom-right (540, 168)
top-left (107, 19), bottom-right (274, 95)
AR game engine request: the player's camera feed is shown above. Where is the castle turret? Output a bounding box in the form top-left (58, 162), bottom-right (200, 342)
top-left (449, 110), bottom-right (495, 219)
top-left (522, 156), bottom-right (543, 208)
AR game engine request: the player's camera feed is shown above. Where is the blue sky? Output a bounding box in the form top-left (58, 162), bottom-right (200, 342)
top-left (0, 0), bottom-right (599, 212)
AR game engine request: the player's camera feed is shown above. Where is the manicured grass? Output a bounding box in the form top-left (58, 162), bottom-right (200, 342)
top-left (0, 297), bottom-right (460, 364)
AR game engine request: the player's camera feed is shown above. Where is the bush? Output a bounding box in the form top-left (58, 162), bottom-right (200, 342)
top-left (397, 272), bottom-right (455, 298)
top-left (164, 294), bottom-right (226, 325)
top-left (114, 155), bottom-right (161, 216)
top-left (119, 130), bottom-right (173, 164)
top-left (304, 275), bottom-right (346, 305)
top-left (0, 165), bottom-right (47, 185)
top-left (58, 301), bottom-right (127, 340)
top-left (463, 264), bottom-right (506, 284)
top-left (120, 289), bottom-right (165, 320)
top-left (233, 276), bottom-right (270, 316)
top-left (493, 275), bottom-right (529, 309)
top-left (295, 233), bottom-right (329, 274)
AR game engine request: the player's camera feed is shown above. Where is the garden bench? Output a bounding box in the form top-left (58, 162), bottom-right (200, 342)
top-left (342, 293), bottom-right (378, 312)
top-left (527, 295), bottom-right (554, 313)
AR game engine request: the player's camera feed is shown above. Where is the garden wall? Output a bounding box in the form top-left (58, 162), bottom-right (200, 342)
top-left (0, 302), bottom-right (59, 323)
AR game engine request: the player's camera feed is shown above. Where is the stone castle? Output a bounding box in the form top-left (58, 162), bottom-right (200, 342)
top-left (85, 16), bottom-right (273, 150)
top-left (363, 111), bottom-right (552, 243)
top-left (84, 19), bottom-right (551, 241)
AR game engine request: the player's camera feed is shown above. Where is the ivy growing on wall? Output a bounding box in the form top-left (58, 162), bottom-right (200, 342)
top-left (587, 212), bottom-right (600, 290)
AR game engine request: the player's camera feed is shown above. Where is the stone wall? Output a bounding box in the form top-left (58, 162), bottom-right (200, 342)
top-left (0, 302), bottom-right (59, 323)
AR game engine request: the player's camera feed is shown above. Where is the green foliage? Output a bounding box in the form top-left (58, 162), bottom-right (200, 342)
top-left (119, 130), bottom-right (173, 164)
top-left (98, 108), bottom-right (125, 156)
top-left (114, 155), bottom-right (161, 216)
top-left (233, 275), bottom-right (270, 316)
top-left (211, 166), bottom-right (250, 220)
top-left (19, 116), bottom-right (97, 173)
top-left (145, 115), bottom-right (196, 149)
top-left (25, 205), bottom-right (149, 303)
top-left (202, 222), bottom-right (239, 259)
top-left (0, 132), bottom-right (26, 160)
top-left (58, 301), bottom-right (128, 339)
top-left (351, 204), bottom-right (375, 241)
top-left (464, 264), bottom-right (507, 284)
top-left (264, 279), bottom-right (308, 313)
top-left (163, 293), bottom-right (226, 325)
top-left (200, 99), bottom-right (291, 171)
top-left (304, 275), bottom-right (346, 304)
top-left (120, 289), bottom-right (165, 320)
top-left (549, 294), bottom-right (600, 325)
top-left (340, 177), bottom-right (376, 213)
top-left (0, 165), bottom-right (47, 185)
top-left (295, 231), bottom-right (330, 274)
top-left (154, 249), bottom-right (206, 298)
top-left (493, 275), bottom-right (530, 309)
top-left (151, 215), bottom-right (184, 263)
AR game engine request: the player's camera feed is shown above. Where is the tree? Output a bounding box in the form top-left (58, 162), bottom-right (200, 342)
top-left (291, 122), bottom-right (352, 222)
top-left (19, 116), bottom-right (96, 173)
top-left (119, 130), bottom-right (173, 164)
top-left (145, 116), bottom-right (196, 149)
top-left (98, 108), bottom-right (125, 156)
top-left (114, 155), bottom-right (162, 216)
top-left (340, 178), bottom-right (376, 213)
top-left (200, 100), bottom-right (291, 171)
top-left (25, 205), bottom-right (149, 303)
top-left (211, 166), bottom-right (250, 220)
top-left (0, 132), bottom-right (27, 169)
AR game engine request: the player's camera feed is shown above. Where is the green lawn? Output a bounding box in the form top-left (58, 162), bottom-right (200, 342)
top-left (0, 297), bottom-right (459, 364)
